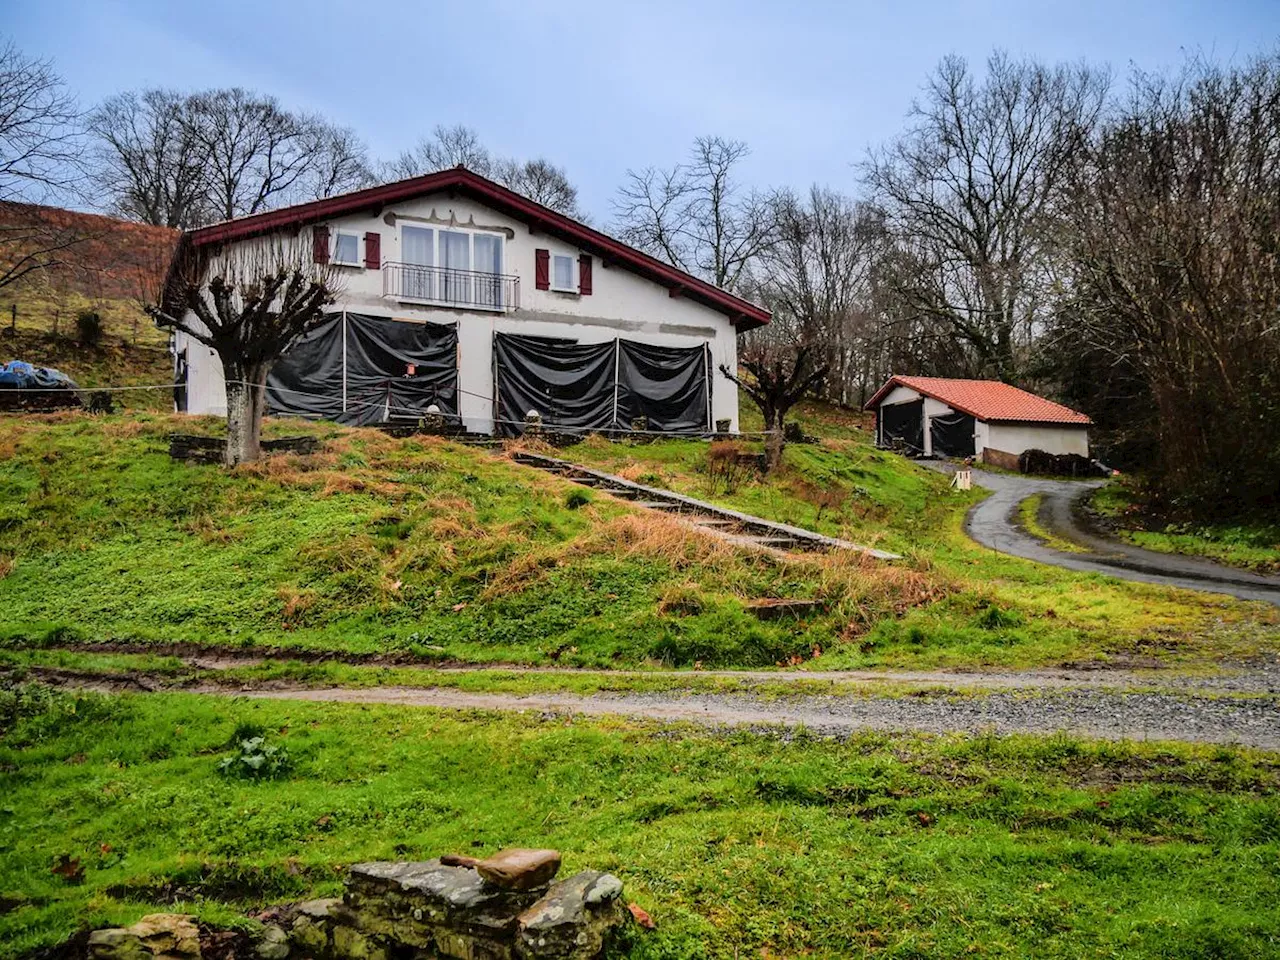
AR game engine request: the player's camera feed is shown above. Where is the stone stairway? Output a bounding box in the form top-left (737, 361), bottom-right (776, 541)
top-left (511, 451), bottom-right (899, 559)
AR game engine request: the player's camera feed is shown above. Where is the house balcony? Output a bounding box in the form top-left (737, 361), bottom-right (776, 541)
top-left (382, 262), bottom-right (520, 313)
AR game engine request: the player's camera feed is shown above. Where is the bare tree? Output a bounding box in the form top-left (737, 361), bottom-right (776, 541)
top-left (757, 187), bottom-right (883, 404)
top-left (384, 124), bottom-right (583, 216)
top-left (0, 40), bottom-right (86, 292)
top-left (384, 123), bottom-right (494, 181)
top-left (614, 136), bottom-right (775, 292)
top-left (87, 89), bottom-right (209, 228)
top-left (1051, 52), bottom-right (1280, 515)
top-left (0, 40), bottom-right (81, 203)
top-left (493, 156), bottom-right (582, 218)
top-left (304, 122), bottom-right (375, 199)
top-left (152, 235), bottom-right (340, 465)
top-left (720, 344), bottom-right (828, 472)
top-left (190, 88), bottom-right (317, 222)
top-left (864, 52), bottom-right (1109, 381)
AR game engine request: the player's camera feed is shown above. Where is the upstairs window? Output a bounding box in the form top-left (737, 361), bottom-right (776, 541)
top-left (552, 253), bottom-right (576, 292)
top-left (333, 232), bottom-right (360, 265)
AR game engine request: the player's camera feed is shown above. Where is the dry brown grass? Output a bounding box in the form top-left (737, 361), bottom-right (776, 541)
top-left (0, 554), bottom-right (14, 579)
top-left (183, 514), bottom-right (239, 544)
top-left (277, 585), bottom-right (317, 623)
top-left (586, 511), bottom-right (742, 568)
top-left (101, 419), bottom-right (148, 438)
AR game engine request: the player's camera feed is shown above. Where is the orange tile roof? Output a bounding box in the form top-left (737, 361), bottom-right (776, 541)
top-left (866, 376), bottom-right (1091, 425)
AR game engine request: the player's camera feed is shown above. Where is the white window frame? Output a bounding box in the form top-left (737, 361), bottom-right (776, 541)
top-left (551, 253), bottom-right (577, 293)
top-left (332, 231), bottom-right (361, 266)
top-left (393, 223), bottom-right (507, 310)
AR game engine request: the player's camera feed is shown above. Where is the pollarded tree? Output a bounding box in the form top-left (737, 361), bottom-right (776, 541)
top-left (720, 343), bottom-right (827, 473)
top-left (152, 235), bottom-right (340, 466)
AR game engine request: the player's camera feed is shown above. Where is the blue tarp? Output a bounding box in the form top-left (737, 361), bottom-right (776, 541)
top-left (0, 360), bottom-right (80, 391)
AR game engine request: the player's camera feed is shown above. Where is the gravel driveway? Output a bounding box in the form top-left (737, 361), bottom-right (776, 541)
top-left (930, 463), bottom-right (1280, 606)
top-left (45, 676), bottom-right (1280, 749)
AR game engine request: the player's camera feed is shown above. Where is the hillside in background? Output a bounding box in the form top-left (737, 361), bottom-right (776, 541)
top-left (0, 204), bottom-right (177, 408)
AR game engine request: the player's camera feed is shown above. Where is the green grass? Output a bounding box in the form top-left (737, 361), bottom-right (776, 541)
top-left (0, 412), bottom-right (1275, 673)
top-left (1092, 482), bottom-right (1280, 573)
top-left (2, 686), bottom-right (1279, 959)
top-left (1016, 494), bottom-right (1088, 554)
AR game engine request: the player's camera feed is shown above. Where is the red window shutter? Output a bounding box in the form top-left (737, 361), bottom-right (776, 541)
top-left (578, 254), bottom-right (592, 295)
top-left (535, 248), bottom-right (550, 290)
top-left (364, 232), bottom-right (381, 269)
top-left (313, 226), bottom-right (330, 264)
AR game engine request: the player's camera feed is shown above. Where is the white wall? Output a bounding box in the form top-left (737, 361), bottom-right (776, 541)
top-left (177, 190), bottom-right (744, 431)
top-left (982, 423), bottom-right (1089, 458)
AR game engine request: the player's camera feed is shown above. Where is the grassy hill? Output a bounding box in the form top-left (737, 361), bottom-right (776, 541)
top-left (0, 204), bottom-right (176, 410)
top-left (0, 410), bottom-right (1273, 671)
top-left (3, 407), bottom-right (1280, 960)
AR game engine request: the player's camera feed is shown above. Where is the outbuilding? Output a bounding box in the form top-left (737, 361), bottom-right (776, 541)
top-left (865, 375), bottom-right (1091, 461)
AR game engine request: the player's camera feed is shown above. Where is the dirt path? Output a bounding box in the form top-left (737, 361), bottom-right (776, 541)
top-left (39, 642), bottom-right (1280, 693)
top-left (930, 463), bottom-right (1280, 606)
top-left (44, 672), bottom-right (1280, 750)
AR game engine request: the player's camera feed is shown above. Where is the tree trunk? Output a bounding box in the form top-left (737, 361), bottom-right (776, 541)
top-left (223, 362), bottom-right (267, 467)
top-left (764, 410), bottom-right (785, 473)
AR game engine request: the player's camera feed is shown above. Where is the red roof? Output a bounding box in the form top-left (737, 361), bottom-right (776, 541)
top-left (865, 376), bottom-right (1091, 425)
top-left (174, 167), bottom-right (770, 329)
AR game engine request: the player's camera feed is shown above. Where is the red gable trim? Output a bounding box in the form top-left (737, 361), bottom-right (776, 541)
top-left (181, 167), bottom-right (771, 329)
top-left (864, 375), bottom-right (1092, 426)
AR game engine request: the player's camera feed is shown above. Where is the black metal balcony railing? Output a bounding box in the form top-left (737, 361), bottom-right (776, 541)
top-left (383, 262), bottom-right (519, 312)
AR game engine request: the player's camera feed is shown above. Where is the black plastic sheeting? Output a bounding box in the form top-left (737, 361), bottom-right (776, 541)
top-left (494, 334), bottom-right (617, 435)
top-left (493, 333), bottom-right (711, 437)
top-left (615, 340), bottom-right (709, 433)
top-left (879, 400), bottom-right (924, 452)
top-left (266, 313), bottom-right (457, 425)
top-left (929, 411), bottom-right (976, 458)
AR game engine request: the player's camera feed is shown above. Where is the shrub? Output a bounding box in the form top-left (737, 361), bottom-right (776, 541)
top-left (75, 310), bottom-right (103, 347)
top-left (218, 734), bottom-right (293, 781)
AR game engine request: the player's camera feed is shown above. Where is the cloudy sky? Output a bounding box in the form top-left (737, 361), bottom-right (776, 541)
top-left (8, 0), bottom-right (1280, 221)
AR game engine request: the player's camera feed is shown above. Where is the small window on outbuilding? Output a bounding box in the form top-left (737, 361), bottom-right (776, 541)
top-left (333, 232), bottom-right (360, 265)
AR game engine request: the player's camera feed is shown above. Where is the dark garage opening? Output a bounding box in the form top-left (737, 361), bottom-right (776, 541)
top-left (929, 412), bottom-right (976, 458)
top-left (879, 400), bottom-right (924, 452)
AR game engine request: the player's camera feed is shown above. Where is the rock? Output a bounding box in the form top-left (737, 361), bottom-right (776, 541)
top-left (254, 924), bottom-right (290, 960)
top-left (516, 871), bottom-right (630, 960)
top-left (474, 849), bottom-right (562, 891)
top-left (346, 859), bottom-right (542, 955)
top-left (88, 914), bottom-right (201, 960)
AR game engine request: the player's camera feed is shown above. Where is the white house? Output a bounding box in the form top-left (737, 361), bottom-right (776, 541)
top-left (865, 375), bottom-right (1091, 460)
top-left (165, 167), bottom-right (770, 435)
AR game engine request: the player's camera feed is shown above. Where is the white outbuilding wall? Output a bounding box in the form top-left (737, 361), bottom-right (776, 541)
top-left (982, 422), bottom-right (1089, 458)
top-left (175, 190), bottom-right (744, 432)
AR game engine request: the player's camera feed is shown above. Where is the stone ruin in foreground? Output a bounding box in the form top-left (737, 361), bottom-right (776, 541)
top-left (87, 849), bottom-right (634, 960)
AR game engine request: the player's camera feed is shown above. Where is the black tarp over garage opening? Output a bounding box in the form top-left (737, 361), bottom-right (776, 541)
top-left (929, 411), bottom-right (976, 458)
top-left (493, 334), bottom-right (617, 433)
top-left (493, 333), bottom-right (711, 437)
top-left (266, 312), bottom-right (457, 425)
top-left (879, 400), bottom-right (924, 452)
